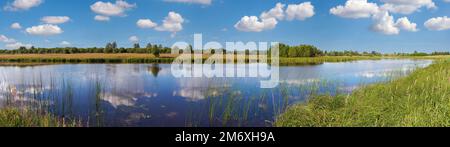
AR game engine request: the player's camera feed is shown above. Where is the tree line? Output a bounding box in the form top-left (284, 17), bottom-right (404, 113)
top-left (0, 42), bottom-right (171, 57)
top-left (272, 43), bottom-right (382, 57)
top-left (395, 51), bottom-right (450, 56)
top-left (0, 42), bottom-right (447, 57)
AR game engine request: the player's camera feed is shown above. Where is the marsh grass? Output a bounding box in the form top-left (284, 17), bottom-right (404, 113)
top-left (275, 59), bottom-right (450, 127)
top-left (0, 107), bottom-right (81, 127)
top-left (186, 78), bottom-right (344, 127)
top-left (0, 73), bottom-right (83, 127)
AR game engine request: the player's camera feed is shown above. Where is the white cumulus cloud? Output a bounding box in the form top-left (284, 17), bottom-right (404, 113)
top-left (4, 0), bottom-right (43, 11)
top-left (260, 3), bottom-right (285, 20)
top-left (235, 2), bottom-right (314, 32)
top-left (137, 19), bottom-right (157, 28)
top-left (163, 0), bottom-right (212, 5)
top-left (0, 35), bottom-right (16, 43)
top-left (286, 2), bottom-right (315, 21)
top-left (94, 15), bottom-right (110, 21)
top-left (155, 11), bottom-right (185, 36)
top-left (60, 41), bottom-right (71, 46)
top-left (5, 42), bottom-right (32, 49)
top-left (330, 0), bottom-right (420, 35)
top-left (136, 12), bottom-right (185, 37)
top-left (424, 16), bottom-right (450, 31)
top-left (234, 16), bottom-right (277, 32)
top-left (395, 17), bottom-right (418, 32)
top-left (10, 23), bottom-right (22, 29)
top-left (41, 16), bottom-right (71, 24)
top-left (380, 0), bottom-right (436, 15)
top-left (371, 11), bottom-right (418, 35)
top-left (25, 24), bottom-right (63, 36)
top-left (90, 0), bottom-right (136, 21)
top-left (129, 36), bottom-right (139, 43)
top-left (0, 34), bottom-right (32, 49)
top-left (330, 0), bottom-right (379, 19)
top-left (371, 11), bottom-right (400, 35)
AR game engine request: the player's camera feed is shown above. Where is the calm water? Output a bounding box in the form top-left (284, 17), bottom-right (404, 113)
top-left (0, 59), bottom-right (432, 127)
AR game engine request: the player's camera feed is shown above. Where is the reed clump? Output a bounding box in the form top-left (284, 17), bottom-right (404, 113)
top-left (0, 107), bottom-right (81, 127)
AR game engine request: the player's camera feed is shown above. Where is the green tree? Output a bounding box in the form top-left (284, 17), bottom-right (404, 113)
top-left (288, 47), bottom-right (298, 57)
top-left (153, 48), bottom-right (160, 57)
top-left (133, 43), bottom-right (140, 49)
top-left (112, 41), bottom-right (117, 49)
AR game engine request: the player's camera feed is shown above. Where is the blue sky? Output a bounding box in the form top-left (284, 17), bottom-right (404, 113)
top-left (0, 0), bottom-right (449, 53)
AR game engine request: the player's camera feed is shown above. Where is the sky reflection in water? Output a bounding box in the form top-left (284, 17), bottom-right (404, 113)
top-left (0, 59), bottom-right (433, 127)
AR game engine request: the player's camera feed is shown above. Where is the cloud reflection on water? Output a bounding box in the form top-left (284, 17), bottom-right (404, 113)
top-left (0, 59), bottom-right (434, 127)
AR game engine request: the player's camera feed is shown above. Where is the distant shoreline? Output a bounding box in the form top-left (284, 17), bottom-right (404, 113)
top-left (0, 53), bottom-right (447, 66)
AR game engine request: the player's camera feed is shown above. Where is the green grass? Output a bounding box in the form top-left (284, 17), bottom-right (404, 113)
top-left (275, 59), bottom-right (450, 127)
top-left (0, 53), bottom-right (175, 64)
top-left (0, 73), bottom-right (84, 127)
top-left (0, 54), bottom-right (382, 64)
top-left (2, 53), bottom-right (446, 65)
top-left (0, 107), bottom-right (81, 127)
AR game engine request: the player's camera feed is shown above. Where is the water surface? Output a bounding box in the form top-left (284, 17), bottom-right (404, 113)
top-left (0, 59), bottom-right (432, 127)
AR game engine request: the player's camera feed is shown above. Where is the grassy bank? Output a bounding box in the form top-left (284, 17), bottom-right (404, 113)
top-left (0, 53), bottom-right (177, 63)
top-left (1, 53), bottom-right (448, 65)
top-left (275, 59), bottom-right (450, 127)
top-left (0, 108), bottom-right (81, 127)
top-left (0, 53), bottom-right (425, 65)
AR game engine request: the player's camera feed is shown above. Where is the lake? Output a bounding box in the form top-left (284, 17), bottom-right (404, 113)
top-left (0, 59), bottom-right (432, 127)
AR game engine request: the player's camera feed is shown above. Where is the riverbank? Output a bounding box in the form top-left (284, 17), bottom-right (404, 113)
top-left (275, 58), bottom-right (450, 127)
top-left (0, 53), bottom-right (446, 65)
top-left (0, 53), bottom-right (175, 64)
